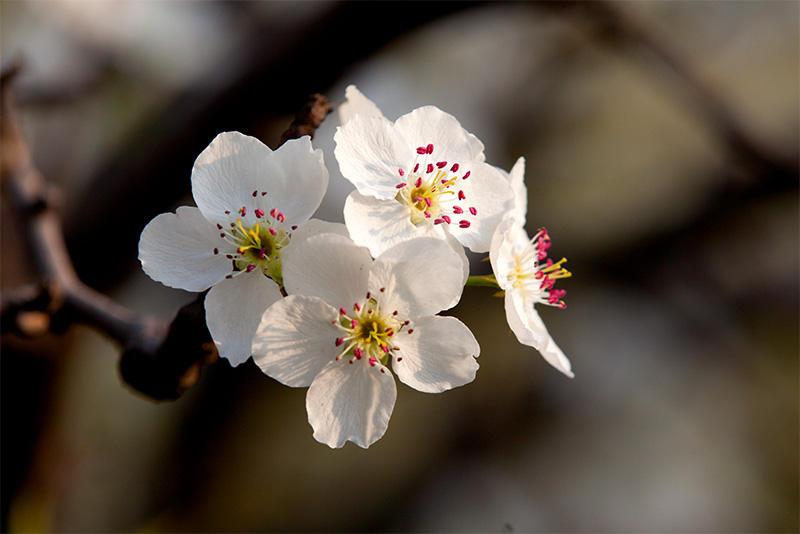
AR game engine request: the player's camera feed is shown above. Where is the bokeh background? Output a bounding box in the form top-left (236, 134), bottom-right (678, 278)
top-left (2, 1), bottom-right (798, 532)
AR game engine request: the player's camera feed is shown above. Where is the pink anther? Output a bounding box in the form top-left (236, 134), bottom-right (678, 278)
top-left (459, 220), bottom-right (471, 228)
top-left (436, 161), bottom-right (447, 169)
top-left (458, 190), bottom-right (466, 201)
top-left (396, 182), bottom-right (407, 189)
top-left (469, 207), bottom-right (477, 216)
top-left (417, 146), bottom-right (427, 155)
top-left (335, 337), bottom-right (344, 347)
top-left (462, 171), bottom-right (470, 179)
top-left (354, 348), bottom-right (363, 360)
top-left (245, 264), bottom-right (256, 272)
top-left (442, 215), bottom-right (451, 224)
top-left (453, 206), bottom-right (463, 214)
top-left (426, 163), bottom-right (434, 174)
top-left (398, 168), bottom-right (405, 176)
top-left (450, 163), bottom-right (459, 172)
top-left (269, 227), bottom-right (277, 236)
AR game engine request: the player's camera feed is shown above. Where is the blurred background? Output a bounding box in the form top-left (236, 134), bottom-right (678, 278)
top-left (1, 1), bottom-right (797, 532)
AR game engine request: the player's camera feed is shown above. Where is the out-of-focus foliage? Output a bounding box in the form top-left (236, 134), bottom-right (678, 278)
top-left (1, 2), bottom-right (797, 532)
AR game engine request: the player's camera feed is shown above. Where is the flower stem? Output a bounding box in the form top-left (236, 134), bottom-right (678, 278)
top-left (465, 275), bottom-right (501, 289)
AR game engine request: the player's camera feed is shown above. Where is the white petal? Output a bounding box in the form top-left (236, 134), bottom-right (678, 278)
top-left (138, 206), bottom-right (232, 292)
top-left (339, 85), bottom-right (385, 125)
top-left (392, 315), bottom-right (479, 393)
top-left (252, 295), bottom-right (340, 387)
top-left (282, 232), bottom-right (372, 308)
top-left (192, 132), bottom-right (327, 227)
top-left (205, 272), bottom-right (282, 367)
top-left (506, 156), bottom-right (528, 225)
top-left (394, 105), bottom-right (485, 163)
top-left (370, 238), bottom-right (465, 318)
top-left (334, 114), bottom-right (408, 200)
top-left (445, 233), bottom-right (470, 297)
top-left (446, 161), bottom-right (514, 253)
top-left (289, 218), bottom-right (349, 246)
top-left (505, 291), bottom-right (573, 378)
top-left (344, 190), bottom-right (445, 258)
top-left (306, 357), bottom-right (397, 449)
top-left (490, 218), bottom-right (527, 292)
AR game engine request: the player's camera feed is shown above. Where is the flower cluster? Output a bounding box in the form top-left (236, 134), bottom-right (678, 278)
top-left (138, 85), bottom-right (572, 448)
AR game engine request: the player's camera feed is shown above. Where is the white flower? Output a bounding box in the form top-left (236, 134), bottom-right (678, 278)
top-left (251, 232), bottom-right (480, 448)
top-left (490, 219), bottom-right (573, 377)
top-left (334, 86), bottom-right (514, 259)
top-left (138, 132), bottom-right (329, 366)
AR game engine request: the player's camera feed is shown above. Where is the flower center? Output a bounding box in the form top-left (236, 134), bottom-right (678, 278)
top-left (214, 192), bottom-right (295, 285)
top-left (394, 143), bottom-right (476, 229)
top-left (332, 290), bottom-right (411, 369)
top-left (509, 228), bottom-right (571, 309)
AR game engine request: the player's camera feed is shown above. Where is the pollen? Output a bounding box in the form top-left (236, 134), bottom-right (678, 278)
top-left (332, 293), bottom-right (408, 367)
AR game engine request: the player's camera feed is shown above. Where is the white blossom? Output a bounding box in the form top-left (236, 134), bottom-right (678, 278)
top-left (138, 131), bottom-right (329, 366)
top-left (252, 232), bottom-right (480, 448)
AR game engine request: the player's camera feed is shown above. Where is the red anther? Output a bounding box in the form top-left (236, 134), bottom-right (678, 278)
top-left (453, 206), bottom-right (463, 214)
top-left (540, 275), bottom-right (554, 290)
top-left (252, 190), bottom-right (258, 197)
top-left (417, 146), bottom-right (427, 155)
top-left (436, 161), bottom-right (447, 169)
top-left (214, 248), bottom-right (219, 254)
top-left (335, 337), bottom-right (344, 347)
top-left (396, 182), bottom-right (407, 189)
top-left (397, 357), bottom-right (403, 362)
top-left (414, 163), bottom-right (420, 173)
top-left (369, 356), bottom-right (377, 366)
top-left (220, 233), bottom-right (226, 238)
top-left (441, 179), bottom-right (448, 184)
top-left (413, 196), bottom-right (425, 203)
top-left (407, 328), bottom-right (414, 334)
top-left (217, 223), bottom-right (223, 229)
top-left (259, 248), bottom-right (267, 260)
top-left (354, 302), bottom-right (361, 312)
top-left (261, 191), bottom-right (267, 196)
top-left (442, 215), bottom-right (451, 224)
top-left (269, 227), bottom-right (277, 236)
top-left (255, 208), bottom-right (265, 218)
top-left (381, 344), bottom-right (390, 353)
top-left (415, 177), bottom-right (422, 188)
top-left (434, 219), bottom-right (444, 225)
top-left (398, 168), bottom-right (405, 176)
top-left (462, 171), bottom-right (470, 179)
top-left (226, 254), bottom-right (233, 259)
top-left (225, 210), bottom-right (231, 214)
top-left (277, 213), bottom-right (285, 223)
top-left (424, 197), bottom-right (432, 207)
top-left (424, 211), bottom-right (432, 218)
top-left (339, 307), bottom-right (347, 315)
top-left (351, 319), bottom-right (358, 329)
top-left (237, 248), bottom-right (244, 254)
top-left (458, 190), bottom-right (466, 200)
top-left (459, 220), bottom-right (471, 228)
top-left (450, 163), bottom-right (459, 172)
top-left (366, 292), bottom-right (371, 300)
top-left (426, 143), bottom-right (434, 154)
top-left (426, 164), bottom-right (434, 174)
top-left (240, 206), bottom-right (247, 216)
top-left (270, 208), bottom-right (278, 218)
top-left (354, 348), bottom-right (364, 360)
top-left (469, 207), bottom-right (477, 216)
top-left (245, 264), bottom-right (256, 272)
top-left (291, 225), bottom-right (297, 230)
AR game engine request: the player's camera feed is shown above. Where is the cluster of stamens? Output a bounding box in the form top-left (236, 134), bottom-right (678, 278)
top-left (510, 228), bottom-right (571, 309)
top-left (213, 189), bottom-right (297, 285)
top-left (394, 143), bottom-right (477, 228)
top-left (332, 290), bottom-right (413, 371)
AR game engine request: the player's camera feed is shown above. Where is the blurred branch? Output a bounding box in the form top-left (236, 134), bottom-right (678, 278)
top-left (1, 69), bottom-right (332, 400)
top-left (547, 0), bottom-right (798, 182)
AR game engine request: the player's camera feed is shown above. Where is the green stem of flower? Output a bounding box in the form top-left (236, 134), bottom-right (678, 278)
top-left (465, 275), bottom-right (501, 289)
